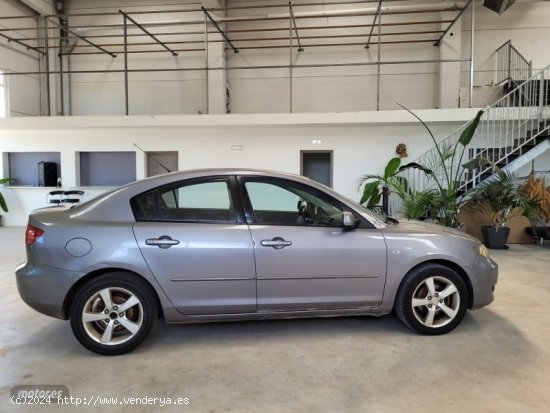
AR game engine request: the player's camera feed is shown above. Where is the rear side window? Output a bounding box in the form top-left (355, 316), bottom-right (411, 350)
top-left (133, 179), bottom-right (236, 223)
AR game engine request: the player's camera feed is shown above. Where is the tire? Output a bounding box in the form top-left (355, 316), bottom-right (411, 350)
top-left (70, 272), bottom-right (158, 355)
top-left (395, 263), bottom-right (468, 335)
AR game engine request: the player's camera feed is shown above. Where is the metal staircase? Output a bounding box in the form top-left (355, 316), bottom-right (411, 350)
top-left (390, 62), bottom-right (550, 215)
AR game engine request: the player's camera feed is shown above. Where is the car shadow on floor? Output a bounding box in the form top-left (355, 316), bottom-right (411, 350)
top-left (140, 308), bottom-right (529, 355)
top-left (15, 307), bottom-right (532, 364)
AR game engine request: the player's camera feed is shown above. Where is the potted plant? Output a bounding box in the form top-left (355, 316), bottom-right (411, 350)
top-left (466, 170), bottom-right (538, 249)
top-left (396, 105), bottom-right (485, 227)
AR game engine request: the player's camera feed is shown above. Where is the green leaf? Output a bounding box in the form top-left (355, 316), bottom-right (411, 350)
top-left (393, 176), bottom-right (410, 195)
top-left (360, 181), bottom-right (380, 205)
top-left (368, 191), bottom-right (381, 207)
top-left (383, 157), bottom-right (401, 179)
top-left (458, 110), bottom-right (484, 147)
top-left (0, 193), bottom-right (8, 213)
top-left (399, 162), bottom-right (432, 175)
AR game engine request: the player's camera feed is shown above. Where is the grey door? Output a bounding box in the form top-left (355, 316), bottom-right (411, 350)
top-left (242, 178), bottom-right (387, 311)
top-left (133, 177), bottom-right (256, 315)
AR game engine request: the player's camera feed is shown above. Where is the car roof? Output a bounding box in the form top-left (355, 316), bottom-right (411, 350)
top-left (140, 168), bottom-right (311, 183)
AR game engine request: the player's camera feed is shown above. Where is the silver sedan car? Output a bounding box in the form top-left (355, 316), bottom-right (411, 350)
top-left (16, 169), bottom-right (498, 355)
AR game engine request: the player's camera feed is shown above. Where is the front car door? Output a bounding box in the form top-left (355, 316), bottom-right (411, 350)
top-left (240, 176), bottom-right (387, 311)
top-left (132, 176), bottom-right (256, 315)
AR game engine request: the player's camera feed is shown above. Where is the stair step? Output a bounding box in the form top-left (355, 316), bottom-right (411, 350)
top-left (469, 147), bottom-right (512, 162)
top-left (523, 130), bottom-right (550, 142)
top-left (507, 153), bottom-right (521, 162)
top-left (480, 172), bottom-right (492, 181)
top-left (513, 139), bottom-right (536, 148)
top-left (459, 181), bottom-right (475, 191)
top-left (535, 135), bottom-right (549, 144)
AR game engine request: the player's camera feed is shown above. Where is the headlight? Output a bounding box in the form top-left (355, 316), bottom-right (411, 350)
top-left (474, 243), bottom-right (490, 258)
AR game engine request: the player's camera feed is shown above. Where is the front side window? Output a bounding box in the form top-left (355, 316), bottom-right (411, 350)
top-left (244, 179), bottom-right (343, 226)
top-left (134, 179), bottom-right (235, 223)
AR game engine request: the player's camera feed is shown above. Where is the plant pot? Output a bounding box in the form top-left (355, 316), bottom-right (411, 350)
top-left (481, 226), bottom-right (511, 249)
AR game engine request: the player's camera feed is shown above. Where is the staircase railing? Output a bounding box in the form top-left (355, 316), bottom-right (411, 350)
top-left (496, 40), bottom-right (532, 86)
top-left (388, 64), bottom-right (550, 217)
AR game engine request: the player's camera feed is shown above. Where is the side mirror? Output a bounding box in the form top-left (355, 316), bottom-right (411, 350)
top-left (342, 211), bottom-right (358, 229)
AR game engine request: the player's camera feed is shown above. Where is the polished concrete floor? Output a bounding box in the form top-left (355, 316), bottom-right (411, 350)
top-left (1, 225), bottom-right (549, 413)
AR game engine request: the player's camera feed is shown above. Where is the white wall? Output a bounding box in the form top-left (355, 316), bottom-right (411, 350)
top-left (0, 0), bottom-right (43, 116)
top-left (3, 0), bottom-right (550, 116)
top-left (0, 108), bottom-right (480, 225)
top-left (461, 0), bottom-right (550, 89)
top-left (65, 0), bottom-right (208, 116)
top-left (58, 0), bottom-right (458, 114)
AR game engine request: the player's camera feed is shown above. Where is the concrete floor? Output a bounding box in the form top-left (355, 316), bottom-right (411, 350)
top-left (1, 226), bottom-right (549, 413)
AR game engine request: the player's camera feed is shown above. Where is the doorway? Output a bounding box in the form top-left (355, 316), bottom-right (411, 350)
top-left (300, 150), bottom-right (333, 188)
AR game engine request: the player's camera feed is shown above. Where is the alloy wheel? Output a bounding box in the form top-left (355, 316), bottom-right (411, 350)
top-left (81, 287), bottom-right (144, 345)
top-left (411, 276), bottom-right (460, 328)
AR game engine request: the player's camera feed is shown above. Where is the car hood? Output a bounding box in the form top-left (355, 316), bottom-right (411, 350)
top-left (381, 219), bottom-right (480, 243)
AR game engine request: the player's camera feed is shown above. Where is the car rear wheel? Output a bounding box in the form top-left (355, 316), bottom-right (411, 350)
top-left (70, 272), bottom-right (158, 355)
top-left (395, 263), bottom-right (468, 335)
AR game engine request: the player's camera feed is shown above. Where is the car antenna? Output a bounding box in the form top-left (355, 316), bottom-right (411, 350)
top-left (133, 143), bottom-right (173, 173)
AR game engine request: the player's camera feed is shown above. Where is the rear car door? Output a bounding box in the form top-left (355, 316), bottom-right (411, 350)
top-left (240, 176), bottom-right (387, 311)
top-left (132, 176), bottom-right (256, 315)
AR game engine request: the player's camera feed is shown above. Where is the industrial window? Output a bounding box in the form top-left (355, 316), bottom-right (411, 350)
top-left (146, 151), bottom-right (178, 177)
top-left (79, 152), bottom-right (136, 186)
top-left (7, 152), bottom-right (61, 186)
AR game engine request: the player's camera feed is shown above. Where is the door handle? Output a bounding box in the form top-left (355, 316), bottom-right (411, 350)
top-left (145, 235), bottom-right (180, 249)
top-left (261, 237), bottom-right (292, 249)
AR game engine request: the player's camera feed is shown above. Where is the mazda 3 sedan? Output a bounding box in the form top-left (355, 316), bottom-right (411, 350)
top-left (16, 169), bottom-right (498, 355)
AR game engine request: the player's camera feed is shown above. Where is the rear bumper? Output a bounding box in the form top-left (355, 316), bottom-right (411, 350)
top-left (467, 256), bottom-right (499, 310)
top-left (16, 261), bottom-right (82, 319)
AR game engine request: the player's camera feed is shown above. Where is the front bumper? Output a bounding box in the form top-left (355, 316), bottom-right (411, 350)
top-left (466, 256), bottom-right (499, 310)
top-left (16, 261), bottom-right (82, 320)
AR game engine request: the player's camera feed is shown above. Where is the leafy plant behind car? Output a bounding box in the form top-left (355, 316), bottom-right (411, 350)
top-left (395, 105), bottom-right (485, 227)
top-left (466, 169), bottom-right (541, 229)
top-left (0, 178), bottom-right (13, 213)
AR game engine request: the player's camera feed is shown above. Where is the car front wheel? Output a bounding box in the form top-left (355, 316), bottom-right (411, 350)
top-left (395, 263), bottom-right (468, 335)
top-left (70, 272), bottom-right (158, 355)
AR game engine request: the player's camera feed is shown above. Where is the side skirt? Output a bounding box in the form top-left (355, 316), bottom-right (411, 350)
top-left (164, 306), bottom-right (391, 324)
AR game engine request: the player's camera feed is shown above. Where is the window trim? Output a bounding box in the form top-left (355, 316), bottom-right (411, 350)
top-left (238, 176), bottom-right (374, 229)
top-left (131, 176), bottom-right (246, 224)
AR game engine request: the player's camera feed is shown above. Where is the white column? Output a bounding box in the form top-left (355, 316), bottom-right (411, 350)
top-left (202, 0), bottom-right (227, 114)
top-left (136, 150), bottom-right (146, 180)
top-left (60, 151), bottom-right (78, 187)
top-left (208, 41), bottom-right (227, 114)
top-left (438, 13), bottom-right (463, 108)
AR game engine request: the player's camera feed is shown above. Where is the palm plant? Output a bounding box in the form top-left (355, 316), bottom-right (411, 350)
top-left (466, 170), bottom-right (540, 248)
top-left (401, 190), bottom-right (438, 220)
top-left (358, 157), bottom-right (408, 208)
top-left (468, 170), bottom-right (539, 228)
top-left (0, 178), bottom-right (12, 213)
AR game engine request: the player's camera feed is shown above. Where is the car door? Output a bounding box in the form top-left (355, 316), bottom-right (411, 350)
top-left (240, 177), bottom-right (387, 311)
top-left (132, 176), bottom-right (256, 315)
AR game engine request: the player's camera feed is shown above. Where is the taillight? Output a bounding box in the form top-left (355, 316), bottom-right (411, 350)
top-left (25, 224), bottom-right (44, 246)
